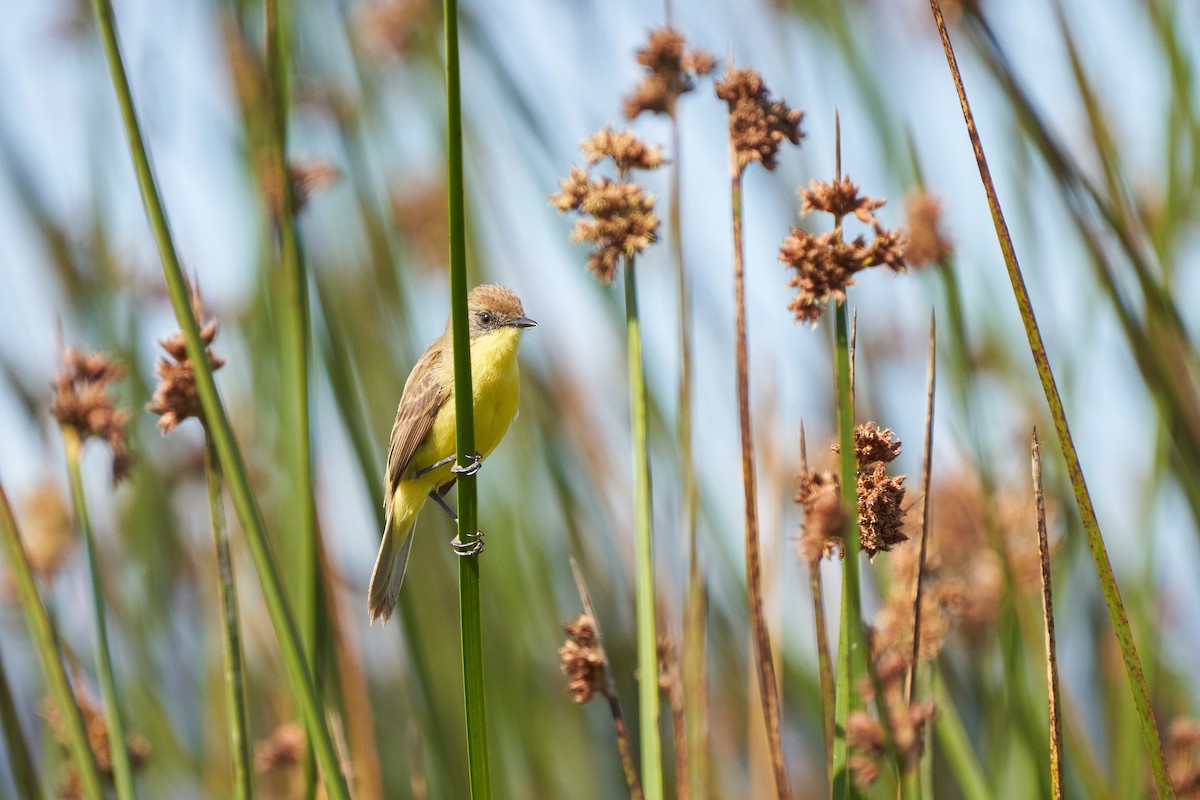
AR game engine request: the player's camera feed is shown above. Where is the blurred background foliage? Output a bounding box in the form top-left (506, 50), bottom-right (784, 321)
top-left (1, 0), bottom-right (1198, 797)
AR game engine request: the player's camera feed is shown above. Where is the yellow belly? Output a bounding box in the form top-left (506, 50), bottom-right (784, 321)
top-left (408, 326), bottom-right (523, 486)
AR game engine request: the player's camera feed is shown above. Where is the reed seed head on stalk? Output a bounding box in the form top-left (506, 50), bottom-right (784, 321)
top-left (147, 292), bottom-right (226, 434)
top-left (16, 480), bottom-right (75, 582)
top-left (805, 424), bottom-right (908, 558)
top-left (559, 614), bottom-right (606, 705)
top-left (623, 27), bottom-right (715, 120)
top-left (43, 688), bottom-right (149, 791)
top-left (781, 177), bottom-right (908, 324)
top-left (903, 190), bottom-right (953, 267)
top-left (552, 129), bottom-right (662, 282)
top-left (391, 178), bottom-right (449, 272)
top-left (714, 66), bottom-right (804, 173)
top-left (51, 348), bottom-right (132, 482)
top-left (874, 541), bottom-right (967, 661)
top-left (847, 646), bottom-right (937, 786)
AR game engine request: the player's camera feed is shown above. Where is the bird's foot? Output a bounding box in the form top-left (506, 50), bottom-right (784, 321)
top-left (451, 530), bottom-right (485, 557)
top-left (450, 452), bottom-right (483, 477)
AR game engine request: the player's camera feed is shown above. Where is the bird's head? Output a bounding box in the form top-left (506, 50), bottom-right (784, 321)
top-left (467, 284), bottom-right (537, 337)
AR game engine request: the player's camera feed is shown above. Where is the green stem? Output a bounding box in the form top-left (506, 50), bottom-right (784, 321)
top-left (625, 254), bottom-right (663, 800)
top-left (0, 480), bottom-right (104, 800)
top-left (204, 433), bottom-right (254, 800)
top-left (86, 3), bottom-right (349, 796)
top-left (264, 0), bottom-right (321, 696)
top-left (932, 673), bottom-right (992, 800)
top-left (0, 607), bottom-right (44, 800)
top-left (730, 168), bottom-right (791, 799)
top-left (443, 0), bottom-right (490, 795)
top-left (63, 430), bottom-right (136, 800)
top-left (830, 298), bottom-right (865, 800)
top-left (929, 4), bottom-right (1174, 795)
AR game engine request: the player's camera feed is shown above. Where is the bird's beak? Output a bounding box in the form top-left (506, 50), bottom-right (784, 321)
top-left (511, 316), bottom-right (538, 329)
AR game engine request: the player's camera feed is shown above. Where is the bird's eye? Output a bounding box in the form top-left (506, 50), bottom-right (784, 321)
top-left (478, 311), bottom-right (493, 325)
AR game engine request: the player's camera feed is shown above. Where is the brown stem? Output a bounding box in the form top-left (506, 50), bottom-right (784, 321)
top-left (906, 312), bottom-right (937, 703)
top-left (731, 165), bottom-right (791, 799)
top-left (800, 424), bottom-right (835, 776)
top-left (1032, 429), bottom-right (1064, 799)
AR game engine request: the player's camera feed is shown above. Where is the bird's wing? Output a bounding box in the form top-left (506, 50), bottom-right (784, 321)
top-left (383, 345), bottom-right (449, 521)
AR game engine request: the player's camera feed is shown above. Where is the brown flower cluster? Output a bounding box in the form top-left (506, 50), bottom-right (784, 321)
top-left (391, 178), bottom-right (448, 273)
top-left (873, 540), bottom-right (968, 663)
top-left (45, 688), bottom-right (149, 796)
top-left (255, 722), bottom-right (306, 773)
top-left (147, 295), bottom-right (226, 434)
top-left (1170, 717), bottom-right (1200, 797)
top-left (559, 614), bottom-right (606, 705)
top-left (623, 27), bottom-right (715, 119)
top-left (354, 0), bottom-right (439, 61)
top-left (797, 424), bottom-right (907, 560)
top-left (18, 480), bottom-right (75, 581)
top-left (847, 652), bottom-right (936, 786)
top-left (903, 191), bottom-right (953, 267)
top-left (290, 159), bottom-right (340, 212)
top-left (51, 348), bottom-right (132, 482)
top-left (795, 469), bottom-right (844, 563)
top-left (552, 129), bottom-right (662, 283)
top-left (855, 424), bottom-right (908, 557)
top-left (715, 67), bottom-right (804, 172)
top-left (781, 177), bottom-right (908, 324)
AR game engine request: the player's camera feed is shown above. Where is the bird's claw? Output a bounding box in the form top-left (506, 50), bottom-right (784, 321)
top-left (451, 531), bottom-right (485, 557)
top-left (450, 452), bottom-right (483, 477)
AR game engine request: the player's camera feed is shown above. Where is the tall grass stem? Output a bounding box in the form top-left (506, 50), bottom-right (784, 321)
top-left (928, 3), bottom-right (1174, 794)
top-left (85, 2), bottom-right (349, 794)
top-left (63, 429), bottom-right (136, 800)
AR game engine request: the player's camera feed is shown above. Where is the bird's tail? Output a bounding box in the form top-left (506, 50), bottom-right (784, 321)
top-left (368, 510), bottom-right (416, 624)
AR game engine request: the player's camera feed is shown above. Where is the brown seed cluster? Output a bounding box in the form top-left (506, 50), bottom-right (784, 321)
top-left (903, 191), bottom-right (953, 267)
top-left (44, 688), bottom-right (149, 795)
top-left (255, 722), bottom-right (306, 774)
top-left (795, 469), bottom-right (844, 564)
top-left (147, 295), bottom-right (226, 434)
top-left (552, 129), bottom-right (662, 283)
top-left (1170, 716), bottom-right (1200, 797)
top-left (623, 27), bottom-right (715, 120)
top-left (873, 540), bottom-right (968, 663)
top-left (18, 480), bottom-right (75, 581)
top-left (51, 348), bottom-right (132, 482)
top-left (290, 159), bottom-right (340, 212)
top-left (846, 649), bottom-right (937, 786)
top-left (781, 177), bottom-right (908, 325)
top-left (354, 0), bottom-right (439, 61)
top-left (391, 178), bottom-right (449, 273)
top-left (714, 67), bottom-right (804, 172)
top-left (559, 614), bottom-right (606, 705)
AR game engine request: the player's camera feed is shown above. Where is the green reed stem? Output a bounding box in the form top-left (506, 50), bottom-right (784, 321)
top-left (0, 480), bottom-right (103, 800)
top-left (624, 253), bottom-right (663, 800)
top-left (204, 433), bottom-right (253, 800)
top-left (830, 298), bottom-right (866, 800)
top-left (928, 3), bottom-right (1174, 795)
top-left (932, 674), bottom-right (992, 800)
top-left (63, 430), bottom-right (136, 800)
top-left (0, 597), bottom-right (44, 800)
top-left (86, 3), bottom-right (349, 796)
top-left (264, 0), bottom-right (321, 704)
top-left (443, 0), bottom-right (490, 794)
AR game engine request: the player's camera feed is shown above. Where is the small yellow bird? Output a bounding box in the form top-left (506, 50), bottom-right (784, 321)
top-left (368, 284), bottom-right (536, 624)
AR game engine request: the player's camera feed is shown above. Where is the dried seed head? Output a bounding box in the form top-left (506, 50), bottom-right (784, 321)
top-left (795, 469), bottom-right (844, 563)
top-left (391, 178), bottom-right (449, 273)
top-left (623, 27), bottom-right (715, 119)
top-left (781, 178), bottom-right (908, 324)
top-left (657, 635), bottom-right (677, 696)
top-left (147, 292), bottom-right (226, 434)
top-left (859, 462), bottom-right (908, 557)
top-left (581, 127), bottom-right (665, 174)
top-left (18, 480), bottom-right (75, 581)
top-left (559, 614), bottom-right (606, 705)
top-left (255, 722), bottom-right (306, 774)
top-left (355, 0), bottom-right (439, 60)
top-left (874, 542), bottom-right (967, 662)
top-left (903, 191), bottom-right (953, 267)
top-left (1171, 717), bottom-right (1200, 751)
top-left (291, 159), bottom-right (340, 212)
top-left (855, 423), bottom-right (902, 465)
top-left (552, 135), bottom-right (661, 283)
top-left (51, 348), bottom-right (132, 482)
top-left (43, 688), bottom-right (149, 777)
top-left (714, 66), bottom-right (804, 172)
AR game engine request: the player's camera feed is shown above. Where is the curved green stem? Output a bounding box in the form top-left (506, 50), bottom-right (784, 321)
top-left (0, 481), bottom-right (97, 798)
top-left (85, 3), bottom-right (349, 796)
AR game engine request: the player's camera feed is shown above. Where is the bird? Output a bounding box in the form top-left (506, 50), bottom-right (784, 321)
top-left (368, 284), bottom-right (536, 624)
